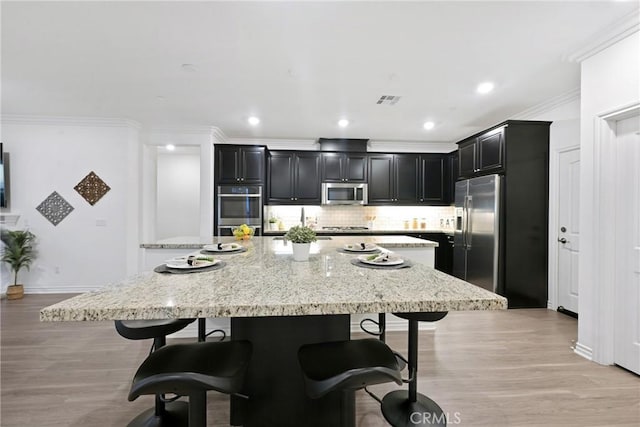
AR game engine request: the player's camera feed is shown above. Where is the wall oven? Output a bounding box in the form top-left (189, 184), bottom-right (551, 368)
top-left (216, 185), bottom-right (262, 236)
top-left (321, 183), bottom-right (368, 205)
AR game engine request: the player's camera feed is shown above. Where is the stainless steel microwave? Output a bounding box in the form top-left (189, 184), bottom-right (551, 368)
top-left (321, 183), bottom-right (368, 205)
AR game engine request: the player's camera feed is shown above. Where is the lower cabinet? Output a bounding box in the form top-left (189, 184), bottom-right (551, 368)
top-left (407, 232), bottom-right (453, 274)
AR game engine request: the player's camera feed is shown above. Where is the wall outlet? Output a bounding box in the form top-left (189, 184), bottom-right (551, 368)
top-left (95, 219), bottom-right (107, 227)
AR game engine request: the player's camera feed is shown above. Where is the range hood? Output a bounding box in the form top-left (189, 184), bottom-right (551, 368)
top-left (318, 138), bottom-right (369, 152)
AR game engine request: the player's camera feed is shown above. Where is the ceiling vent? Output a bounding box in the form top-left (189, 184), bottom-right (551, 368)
top-left (376, 95), bottom-right (401, 105)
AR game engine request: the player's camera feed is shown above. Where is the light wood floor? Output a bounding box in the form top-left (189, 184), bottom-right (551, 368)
top-left (1, 295), bottom-right (638, 426)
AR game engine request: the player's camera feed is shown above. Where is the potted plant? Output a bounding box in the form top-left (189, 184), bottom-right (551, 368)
top-left (1, 229), bottom-right (36, 300)
top-left (268, 215), bottom-right (279, 231)
top-left (284, 225), bottom-right (317, 261)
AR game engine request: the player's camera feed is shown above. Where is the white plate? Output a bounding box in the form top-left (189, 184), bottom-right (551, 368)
top-left (165, 258), bottom-right (219, 269)
top-left (202, 244), bottom-right (243, 252)
top-left (343, 244), bottom-right (378, 252)
top-left (357, 254), bottom-right (404, 266)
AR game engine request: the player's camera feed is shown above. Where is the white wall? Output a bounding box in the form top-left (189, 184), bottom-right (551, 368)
top-left (0, 117), bottom-right (140, 293)
top-left (156, 149), bottom-right (201, 240)
top-left (578, 30), bottom-right (640, 363)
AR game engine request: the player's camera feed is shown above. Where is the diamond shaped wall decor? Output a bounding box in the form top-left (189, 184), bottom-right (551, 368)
top-left (36, 191), bottom-right (74, 226)
top-left (74, 171), bottom-right (111, 206)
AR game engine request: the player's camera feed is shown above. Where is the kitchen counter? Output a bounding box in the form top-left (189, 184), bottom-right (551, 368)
top-left (140, 234), bottom-right (439, 250)
top-left (42, 236), bottom-right (506, 322)
top-left (262, 228), bottom-right (454, 236)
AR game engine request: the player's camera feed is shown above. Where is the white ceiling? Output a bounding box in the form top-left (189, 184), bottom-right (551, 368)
top-left (1, 1), bottom-right (637, 143)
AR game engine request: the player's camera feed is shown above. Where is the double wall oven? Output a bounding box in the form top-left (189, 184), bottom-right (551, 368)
top-left (216, 185), bottom-right (262, 236)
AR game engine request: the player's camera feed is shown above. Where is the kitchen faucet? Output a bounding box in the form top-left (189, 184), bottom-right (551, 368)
top-left (300, 206), bottom-right (305, 226)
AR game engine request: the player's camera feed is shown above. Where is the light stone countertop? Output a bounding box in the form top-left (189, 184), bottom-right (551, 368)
top-left (42, 236), bottom-right (506, 322)
top-left (140, 234), bottom-right (440, 249)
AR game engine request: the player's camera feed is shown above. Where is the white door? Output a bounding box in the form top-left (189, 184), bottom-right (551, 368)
top-left (557, 148), bottom-right (580, 314)
top-left (614, 114), bottom-right (640, 374)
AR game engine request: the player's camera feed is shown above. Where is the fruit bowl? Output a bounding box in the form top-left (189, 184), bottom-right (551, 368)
top-left (232, 224), bottom-right (255, 240)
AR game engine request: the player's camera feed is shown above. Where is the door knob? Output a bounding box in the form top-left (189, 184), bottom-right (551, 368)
top-left (558, 238), bottom-right (568, 244)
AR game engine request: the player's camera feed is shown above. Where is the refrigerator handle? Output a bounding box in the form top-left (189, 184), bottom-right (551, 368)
top-left (466, 195), bottom-right (473, 249)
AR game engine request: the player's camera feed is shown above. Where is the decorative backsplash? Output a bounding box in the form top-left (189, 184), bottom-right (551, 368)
top-left (264, 205), bottom-right (456, 231)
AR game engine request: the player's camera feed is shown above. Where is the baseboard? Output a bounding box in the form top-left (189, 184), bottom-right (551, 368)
top-left (574, 342), bottom-right (593, 361)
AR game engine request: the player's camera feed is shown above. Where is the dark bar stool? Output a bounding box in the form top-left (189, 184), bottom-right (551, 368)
top-left (115, 319), bottom-right (195, 427)
top-left (298, 338), bottom-right (403, 424)
top-left (381, 312), bottom-right (448, 427)
top-left (128, 340), bottom-right (252, 427)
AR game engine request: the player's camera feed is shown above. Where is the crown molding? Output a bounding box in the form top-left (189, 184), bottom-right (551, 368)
top-left (0, 114), bottom-right (141, 129)
top-left (565, 10), bottom-right (639, 63)
top-left (147, 125), bottom-right (224, 136)
top-left (512, 87), bottom-right (581, 120)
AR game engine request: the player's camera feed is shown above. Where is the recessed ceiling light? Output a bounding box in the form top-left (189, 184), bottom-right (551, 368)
top-left (423, 121), bottom-right (435, 130)
top-left (166, 144), bottom-right (175, 151)
top-left (477, 82), bottom-right (495, 94)
top-left (338, 119), bottom-right (349, 128)
top-left (248, 116), bottom-right (260, 126)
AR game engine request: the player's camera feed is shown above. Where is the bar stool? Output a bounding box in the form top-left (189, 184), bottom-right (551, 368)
top-left (298, 338), bottom-right (403, 423)
top-left (128, 340), bottom-right (252, 427)
top-left (115, 319), bottom-right (195, 427)
top-left (381, 312), bottom-right (448, 427)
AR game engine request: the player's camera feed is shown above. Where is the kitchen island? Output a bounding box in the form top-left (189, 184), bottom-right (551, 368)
top-left (41, 236), bottom-right (506, 427)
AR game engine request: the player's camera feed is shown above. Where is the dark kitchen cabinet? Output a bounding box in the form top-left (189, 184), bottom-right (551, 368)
top-left (321, 153), bottom-right (367, 183)
top-left (419, 154), bottom-right (449, 205)
top-left (445, 151), bottom-right (458, 204)
top-left (407, 232), bottom-right (454, 274)
top-left (267, 151), bottom-right (321, 204)
top-left (454, 120), bottom-right (551, 308)
top-left (368, 154), bottom-right (419, 204)
top-left (457, 127), bottom-right (504, 179)
top-left (215, 145), bottom-right (266, 184)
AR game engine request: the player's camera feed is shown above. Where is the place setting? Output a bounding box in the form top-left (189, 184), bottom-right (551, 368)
top-left (350, 252), bottom-right (413, 270)
top-left (337, 242), bottom-right (381, 254)
top-left (154, 254), bottom-right (227, 274)
top-left (201, 242), bottom-right (247, 255)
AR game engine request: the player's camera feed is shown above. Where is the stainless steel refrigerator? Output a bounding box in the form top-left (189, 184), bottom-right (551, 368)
top-left (453, 174), bottom-right (501, 293)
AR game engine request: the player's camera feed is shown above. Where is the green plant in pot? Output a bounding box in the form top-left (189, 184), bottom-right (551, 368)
top-left (268, 215), bottom-right (279, 230)
top-left (1, 229), bottom-right (36, 300)
top-left (284, 225), bottom-right (317, 261)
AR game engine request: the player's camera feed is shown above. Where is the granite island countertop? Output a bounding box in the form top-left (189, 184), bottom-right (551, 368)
top-left (139, 234), bottom-right (440, 249)
top-left (43, 236), bottom-right (506, 322)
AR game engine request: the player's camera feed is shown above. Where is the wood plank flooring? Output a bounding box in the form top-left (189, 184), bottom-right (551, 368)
top-left (1, 294), bottom-right (638, 426)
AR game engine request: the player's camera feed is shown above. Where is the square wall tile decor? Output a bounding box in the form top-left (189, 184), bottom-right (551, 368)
top-left (74, 171), bottom-right (111, 206)
top-left (36, 191), bottom-right (74, 226)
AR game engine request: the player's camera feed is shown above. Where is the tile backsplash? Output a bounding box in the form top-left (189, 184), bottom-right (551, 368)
top-left (264, 205), bottom-right (456, 231)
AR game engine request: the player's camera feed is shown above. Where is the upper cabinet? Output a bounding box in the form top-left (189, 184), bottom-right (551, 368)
top-left (321, 153), bottom-right (367, 183)
top-left (419, 154), bottom-right (448, 204)
top-left (368, 154), bottom-right (419, 204)
top-left (267, 151), bottom-right (321, 204)
top-left (215, 145), bottom-right (266, 185)
top-left (457, 127), bottom-right (504, 179)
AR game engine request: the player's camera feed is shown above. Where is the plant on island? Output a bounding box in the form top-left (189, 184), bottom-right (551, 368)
top-left (284, 225), bottom-right (317, 244)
